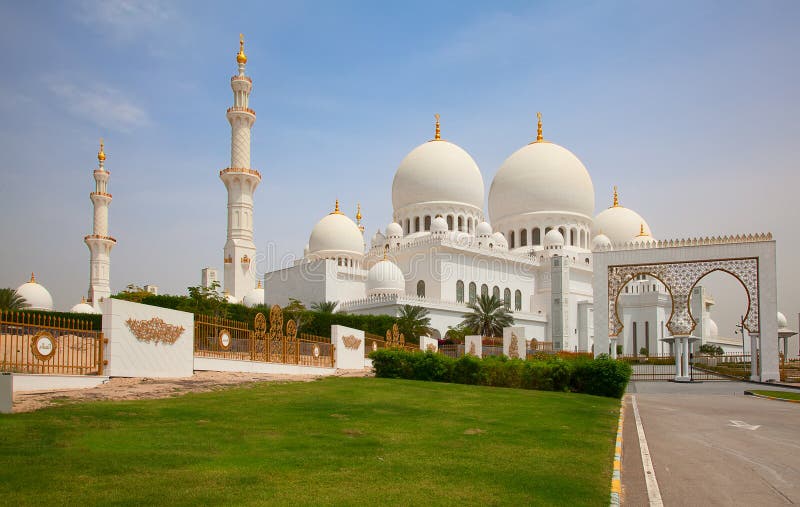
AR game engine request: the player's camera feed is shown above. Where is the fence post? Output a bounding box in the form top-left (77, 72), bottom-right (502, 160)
top-left (97, 332), bottom-right (105, 376)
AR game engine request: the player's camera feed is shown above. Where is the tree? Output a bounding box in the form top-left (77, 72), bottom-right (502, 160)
top-left (284, 298), bottom-right (311, 334)
top-left (0, 288), bottom-right (29, 311)
top-left (444, 322), bottom-right (473, 343)
top-left (396, 305), bottom-right (433, 344)
top-left (460, 294), bottom-right (514, 338)
top-left (699, 343), bottom-right (724, 356)
top-left (186, 281), bottom-right (227, 317)
top-left (114, 284), bottom-right (152, 303)
top-left (311, 300), bottom-right (338, 313)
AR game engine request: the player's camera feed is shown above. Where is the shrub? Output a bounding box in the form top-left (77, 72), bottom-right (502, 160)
top-left (370, 349), bottom-right (632, 398)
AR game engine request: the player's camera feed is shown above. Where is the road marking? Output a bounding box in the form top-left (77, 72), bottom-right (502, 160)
top-left (728, 420), bottom-right (761, 430)
top-left (632, 395), bottom-right (663, 506)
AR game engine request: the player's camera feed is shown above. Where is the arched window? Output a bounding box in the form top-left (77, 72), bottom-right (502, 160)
top-left (504, 288), bottom-right (511, 309)
top-left (520, 229), bottom-right (528, 246)
top-left (481, 284), bottom-right (488, 297)
top-left (414, 217), bottom-right (420, 232)
top-left (469, 282), bottom-right (477, 303)
top-left (447, 215), bottom-right (454, 230)
top-left (424, 216), bottom-right (431, 231)
top-left (458, 216), bottom-right (464, 232)
top-left (492, 286), bottom-right (500, 299)
top-left (532, 228), bottom-right (541, 245)
top-left (545, 226), bottom-right (552, 235)
top-left (404, 218), bottom-right (410, 234)
top-left (468, 218), bottom-right (473, 233)
top-left (570, 229), bottom-right (576, 246)
top-left (559, 226), bottom-right (566, 239)
top-left (456, 280), bottom-right (464, 303)
top-left (509, 230), bottom-right (515, 248)
top-left (514, 290), bottom-right (522, 311)
top-left (417, 280), bottom-right (426, 298)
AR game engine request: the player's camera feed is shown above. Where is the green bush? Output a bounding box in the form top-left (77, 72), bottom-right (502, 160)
top-left (370, 349), bottom-right (632, 398)
top-left (17, 309), bottom-right (102, 330)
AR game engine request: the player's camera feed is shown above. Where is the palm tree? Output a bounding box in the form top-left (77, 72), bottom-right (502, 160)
top-left (0, 288), bottom-right (29, 311)
top-left (461, 294), bottom-right (514, 338)
top-left (396, 305), bottom-right (433, 343)
top-left (311, 300), bottom-right (338, 313)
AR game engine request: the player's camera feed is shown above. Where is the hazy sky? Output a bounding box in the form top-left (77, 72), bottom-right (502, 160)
top-left (1, 1), bottom-right (797, 336)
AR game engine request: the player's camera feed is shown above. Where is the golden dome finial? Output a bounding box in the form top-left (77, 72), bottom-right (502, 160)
top-left (98, 138), bottom-right (106, 162)
top-left (331, 199), bottom-right (342, 215)
top-left (434, 113), bottom-right (441, 141)
top-left (237, 33), bottom-right (247, 64)
top-left (356, 203), bottom-right (362, 222)
top-left (612, 186), bottom-right (619, 207)
top-left (30, 272), bottom-right (36, 283)
top-left (637, 223), bottom-right (647, 236)
top-left (257, 280), bottom-right (262, 289)
top-left (536, 112), bottom-right (543, 142)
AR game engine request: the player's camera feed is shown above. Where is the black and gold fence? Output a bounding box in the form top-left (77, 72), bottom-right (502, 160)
top-left (0, 310), bottom-right (104, 375)
top-left (194, 305), bottom-right (334, 368)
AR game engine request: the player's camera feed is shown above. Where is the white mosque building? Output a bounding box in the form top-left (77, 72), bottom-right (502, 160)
top-left (8, 35), bottom-right (795, 358)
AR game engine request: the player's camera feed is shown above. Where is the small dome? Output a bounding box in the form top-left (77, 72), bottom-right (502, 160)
top-left (476, 221), bottom-right (492, 237)
top-left (492, 231), bottom-right (508, 248)
top-left (431, 216), bottom-right (448, 233)
top-left (15, 273), bottom-right (54, 311)
top-left (70, 300), bottom-right (98, 314)
top-left (385, 222), bottom-right (403, 238)
top-left (593, 188), bottom-right (653, 245)
top-left (224, 292), bottom-right (238, 304)
top-left (489, 139), bottom-right (594, 223)
top-left (366, 259), bottom-right (405, 296)
top-left (592, 233), bottom-right (613, 251)
top-left (778, 312), bottom-right (788, 329)
top-left (308, 205), bottom-right (365, 257)
top-left (392, 139), bottom-right (485, 212)
top-left (371, 230), bottom-right (386, 248)
top-left (544, 229), bottom-right (565, 248)
top-left (242, 282), bottom-right (265, 307)
top-left (708, 318), bottom-right (719, 337)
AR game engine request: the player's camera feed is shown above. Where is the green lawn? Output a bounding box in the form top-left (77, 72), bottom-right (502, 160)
top-left (0, 377), bottom-right (619, 506)
top-left (751, 390), bottom-right (800, 401)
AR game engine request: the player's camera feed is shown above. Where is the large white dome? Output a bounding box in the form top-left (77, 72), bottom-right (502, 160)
top-left (242, 282), bottom-right (265, 307)
top-left (308, 204), bottom-right (364, 256)
top-left (594, 204), bottom-right (653, 245)
top-left (15, 273), bottom-right (54, 311)
top-left (366, 259), bottom-right (405, 296)
top-left (489, 140), bottom-right (594, 222)
top-left (392, 140), bottom-right (484, 211)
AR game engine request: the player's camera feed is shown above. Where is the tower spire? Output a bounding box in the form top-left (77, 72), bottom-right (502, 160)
top-left (331, 199), bottom-right (342, 215)
top-left (434, 114), bottom-right (441, 141)
top-left (237, 33), bottom-right (247, 65)
top-left (612, 186), bottom-right (619, 207)
top-left (356, 203), bottom-right (364, 232)
top-left (85, 139), bottom-right (116, 308)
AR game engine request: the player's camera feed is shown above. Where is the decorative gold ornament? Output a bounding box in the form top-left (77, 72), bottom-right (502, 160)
top-left (237, 33), bottom-right (247, 64)
top-left (125, 317), bottom-right (185, 345)
top-left (313, 344), bottom-right (321, 358)
top-left (636, 223), bottom-right (647, 237)
top-left (254, 312), bottom-right (267, 335)
top-left (469, 341), bottom-right (476, 355)
top-left (241, 254), bottom-right (250, 264)
top-left (612, 186), bottom-right (620, 208)
top-left (342, 335), bottom-right (362, 350)
top-left (29, 272), bottom-right (36, 283)
top-left (426, 343), bottom-right (436, 352)
top-left (98, 138), bottom-right (106, 162)
top-left (535, 112), bottom-right (544, 142)
top-left (218, 328), bottom-right (232, 350)
top-left (385, 323), bottom-right (405, 347)
top-left (331, 199), bottom-right (342, 215)
top-left (509, 332), bottom-right (520, 359)
top-left (31, 331), bottom-right (56, 361)
top-left (433, 113), bottom-right (441, 141)
top-left (224, 255), bottom-right (233, 264)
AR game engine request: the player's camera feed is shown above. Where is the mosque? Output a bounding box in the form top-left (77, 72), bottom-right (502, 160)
top-left (11, 35), bottom-right (794, 356)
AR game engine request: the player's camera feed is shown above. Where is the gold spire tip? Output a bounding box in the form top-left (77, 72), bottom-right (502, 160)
top-left (356, 203), bottom-right (362, 222)
top-left (30, 272), bottom-right (36, 283)
top-left (97, 138), bottom-right (106, 162)
top-left (237, 33), bottom-right (247, 64)
top-left (612, 185), bottom-right (619, 207)
top-left (637, 223), bottom-right (646, 236)
top-left (434, 113), bottom-right (441, 141)
top-left (257, 280), bottom-right (262, 289)
top-left (331, 199), bottom-right (342, 215)
top-left (535, 112), bottom-right (543, 142)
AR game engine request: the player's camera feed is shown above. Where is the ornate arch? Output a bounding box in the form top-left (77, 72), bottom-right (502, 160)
top-left (608, 257), bottom-right (759, 337)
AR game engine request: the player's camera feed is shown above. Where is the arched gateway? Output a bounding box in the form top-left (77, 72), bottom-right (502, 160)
top-left (593, 234), bottom-right (779, 382)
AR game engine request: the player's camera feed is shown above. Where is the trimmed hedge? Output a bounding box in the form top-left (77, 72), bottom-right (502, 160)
top-left (15, 309), bottom-right (102, 330)
top-left (369, 349), bottom-right (632, 398)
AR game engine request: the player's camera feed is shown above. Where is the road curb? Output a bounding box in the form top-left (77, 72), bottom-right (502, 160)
top-left (744, 390), bottom-right (800, 403)
top-left (610, 397), bottom-right (624, 506)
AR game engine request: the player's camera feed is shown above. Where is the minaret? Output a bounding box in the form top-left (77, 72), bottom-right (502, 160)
top-left (85, 139), bottom-right (116, 310)
top-left (220, 34), bottom-right (260, 301)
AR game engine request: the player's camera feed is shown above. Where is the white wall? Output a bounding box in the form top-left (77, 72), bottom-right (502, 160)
top-left (103, 298), bottom-right (194, 378)
top-left (419, 336), bottom-right (438, 352)
top-left (331, 325), bottom-right (365, 370)
top-left (194, 357), bottom-right (336, 376)
top-left (11, 374), bottom-right (109, 392)
top-left (465, 335), bottom-right (482, 357)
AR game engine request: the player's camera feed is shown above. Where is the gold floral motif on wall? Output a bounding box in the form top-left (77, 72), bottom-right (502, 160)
top-left (342, 335), bottom-right (362, 350)
top-left (125, 317), bottom-right (185, 345)
top-left (509, 333), bottom-right (520, 359)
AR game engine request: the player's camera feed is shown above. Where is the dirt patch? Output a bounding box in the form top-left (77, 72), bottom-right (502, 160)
top-left (12, 369), bottom-right (373, 413)
top-left (342, 428), bottom-right (364, 437)
top-left (463, 428), bottom-right (485, 435)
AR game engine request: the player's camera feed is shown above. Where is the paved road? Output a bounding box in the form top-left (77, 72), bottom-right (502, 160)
top-left (622, 381), bottom-right (800, 506)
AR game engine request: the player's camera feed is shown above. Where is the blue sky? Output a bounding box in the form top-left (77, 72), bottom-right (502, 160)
top-left (1, 0), bottom-right (798, 334)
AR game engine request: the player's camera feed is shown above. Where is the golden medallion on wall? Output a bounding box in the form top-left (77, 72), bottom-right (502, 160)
top-left (218, 328), bottom-right (232, 350)
top-left (31, 331), bottom-right (57, 361)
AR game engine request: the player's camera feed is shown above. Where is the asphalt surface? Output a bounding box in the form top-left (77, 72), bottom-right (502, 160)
top-left (622, 381), bottom-right (800, 506)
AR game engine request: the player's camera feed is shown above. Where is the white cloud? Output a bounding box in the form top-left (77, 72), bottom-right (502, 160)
top-left (47, 77), bottom-right (150, 131)
top-left (74, 0), bottom-right (174, 42)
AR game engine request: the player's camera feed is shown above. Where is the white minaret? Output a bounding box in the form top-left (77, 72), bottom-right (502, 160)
top-left (220, 34), bottom-right (260, 301)
top-left (85, 140), bottom-right (116, 309)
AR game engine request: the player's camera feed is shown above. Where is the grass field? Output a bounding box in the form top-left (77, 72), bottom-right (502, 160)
top-left (751, 390), bottom-right (800, 401)
top-left (0, 377), bottom-right (619, 506)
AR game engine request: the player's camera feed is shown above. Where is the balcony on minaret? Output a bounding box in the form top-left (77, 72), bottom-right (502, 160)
top-left (219, 167), bottom-right (262, 180)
